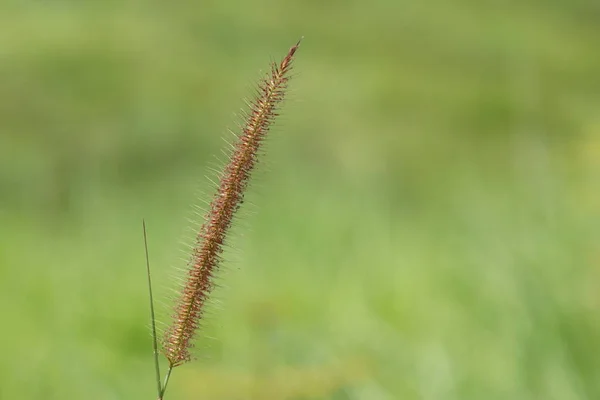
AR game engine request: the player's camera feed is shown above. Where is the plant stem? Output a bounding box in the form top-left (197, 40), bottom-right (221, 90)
top-left (159, 365), bottom-right (174, 400)
top-left (143, 220), bottom-right (163, 399)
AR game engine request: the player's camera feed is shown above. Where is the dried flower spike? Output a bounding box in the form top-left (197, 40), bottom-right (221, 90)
top-left (162, 40), bottom-right (301, 368)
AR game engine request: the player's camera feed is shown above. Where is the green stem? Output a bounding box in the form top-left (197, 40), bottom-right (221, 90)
top-left (159, 365), bottom-right (174, 400)
top-left (143, 220), bottom-right (162, 399)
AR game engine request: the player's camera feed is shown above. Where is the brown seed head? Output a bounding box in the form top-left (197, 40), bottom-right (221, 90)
top-left (162, 40), bottom-right (301, 367)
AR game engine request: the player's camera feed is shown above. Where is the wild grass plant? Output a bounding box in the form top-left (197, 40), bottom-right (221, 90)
top-left (144, 41), bottom-right (301, 399)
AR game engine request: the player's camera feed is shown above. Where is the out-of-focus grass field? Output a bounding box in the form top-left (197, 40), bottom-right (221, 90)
top-left (1, 1), bottom-right (599, 399)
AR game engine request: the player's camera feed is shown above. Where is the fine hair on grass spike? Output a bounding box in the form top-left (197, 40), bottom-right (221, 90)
top-left (147, 39), bottom-right (302, 400)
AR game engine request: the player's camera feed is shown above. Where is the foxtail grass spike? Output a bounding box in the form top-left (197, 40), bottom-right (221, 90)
top-left (161, 40), bottom-right (301, 368)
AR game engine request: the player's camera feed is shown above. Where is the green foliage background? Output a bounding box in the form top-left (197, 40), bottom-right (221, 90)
top-left (1, 1), bottom-right (599, 399)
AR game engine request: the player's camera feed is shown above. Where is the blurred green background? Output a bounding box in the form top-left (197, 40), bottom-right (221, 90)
top-left (1, 1), bottom-right (599, 399)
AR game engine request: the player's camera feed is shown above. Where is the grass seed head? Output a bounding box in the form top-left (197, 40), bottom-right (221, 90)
top-left (162, 40), bottom-right (301, 367)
